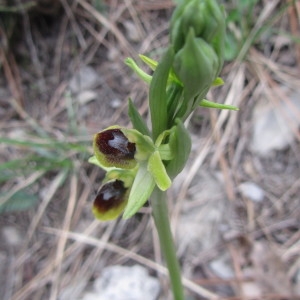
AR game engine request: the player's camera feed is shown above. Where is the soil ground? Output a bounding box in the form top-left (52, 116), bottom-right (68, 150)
top-left (0, 1), bottom-right (299, 299)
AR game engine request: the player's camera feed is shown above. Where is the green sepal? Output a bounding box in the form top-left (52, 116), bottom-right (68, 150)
top-left (128, 98), bottom-right (151, 136)
top-left (149, 47), bottom-right (174, 140)
top-left (166, 119), bottom-right (191, 178)
top-left (139, 54), bottom-right (157, 71)
top-left (88, 155), bottom-right (129, 172)
top-left (199, 99), bottom-right (239, 111)
top-left (139, 54), bottom-right (182, 86)
top-left (122, 162), bottom-right (155, 219)
top-left (124, 57), bottom-right (152, 84)
top-left (148, 151), bottom-right (172, 191)
top-left (88, 155), bottom-right (104, 169)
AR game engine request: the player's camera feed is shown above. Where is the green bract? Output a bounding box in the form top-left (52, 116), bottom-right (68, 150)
top-left (170, 0), bottom-right (226, 120)
top-left (173, 28), bottom-right (219, 116)
top-left (170, 0), bottom-right (225, 63)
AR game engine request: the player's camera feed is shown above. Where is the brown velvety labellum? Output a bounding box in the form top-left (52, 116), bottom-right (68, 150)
top-left (96, 129), bottom-right (136, 159)
top-left (94, 180), bottom-right (127, 213)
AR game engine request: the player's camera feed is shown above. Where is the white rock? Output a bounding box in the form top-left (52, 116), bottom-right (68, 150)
top-left (241, 282), bottom-right (262, 297)
top-left (76, 90), bottom-right (98, 105)
top-left (123, 21), bottom-right (141, 42)
top-left (2, 226), bottom-right (22, 247)
top-left (294, 269), bottom-right (300, 296)
top-left (80, 292), bottom-right (101, 300)
top-left (69, 66), bottom-right (100, 94)
top-left (175, 171), bottom-right (231, 258)
top-left (209, 255), bottom-right (234, 279)
top-left (238, 182), bottom-right (265, 203)
top-left (110, 98), bottom-right (122, 108)
top-left (92, 265), bottom-right (160, 300)
top-left (251, 92), bottom-right (300, 156)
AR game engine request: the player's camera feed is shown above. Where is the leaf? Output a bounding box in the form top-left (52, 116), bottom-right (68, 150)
top-left (122, 163), bottom-right (155, 219)
top-left (128, 98), bottom-right (151, 136)
top-left (149, 47), bottom-right (174, 140)
top-left (148, 151), bottom-right (171, 191)
top-left (199, 99), bottom-right (239, 111)
top-left (0, 191), bottom-right (39, 214)
top-left (166, 119), bottom-right (191, 178)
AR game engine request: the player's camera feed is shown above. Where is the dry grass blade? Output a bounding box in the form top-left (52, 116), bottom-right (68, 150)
top-left (1, 0), bottom-right (299, 299)
top-left (49, 173), bottom-right (78, 300)
top-left (77, 0), bottom-right (136, 56)
top-left (0, 170), bottom-right (45, 206)
top-left (43, 227), bottom-right (221, 299)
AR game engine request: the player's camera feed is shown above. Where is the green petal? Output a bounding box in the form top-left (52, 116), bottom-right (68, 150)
top-left (139, 54), bottom-right (181, 86)
top-left (139, 54), bottom-right (158, 71)
top-left (212, 77), bottom-right (224, 87)
top-left (124, 57), bottom-right (152, 84)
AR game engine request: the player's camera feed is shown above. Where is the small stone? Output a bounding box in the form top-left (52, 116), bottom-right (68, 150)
top-left (123, 21), bottom-right (141, 42)
top-left (209, 255), bottom-right (234, 279)
top-left (93, 265), bottom-right (160, 300)
top-left (78, 292), bottom-right (100, 300)
top-left (293, 269), bottom-right (300, 296)
top-left (110, 98), bottom-right (122, 108)
top-left (69, 66), bottom-right (100, 94)
top-left (2, 226), bottom-right (22, 247)
top-left (76, 90), bottom-right (98, 105)
top-left (251, 91), bottom-right (300, 156)
top-left (241, 282), bottom-right (262, 297)
top-left (238, 182), bottom-right (265, 203)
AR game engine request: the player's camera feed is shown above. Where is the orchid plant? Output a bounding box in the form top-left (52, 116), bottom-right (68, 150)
top-left (89, 0), bottom-right (238, 299)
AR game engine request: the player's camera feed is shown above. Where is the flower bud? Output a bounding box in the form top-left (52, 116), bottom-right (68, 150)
top-left (173, 28), bottom-right (219, 104)
top-left (93, 179), bottom-right (129, 221)
top-left (170, 0), bottom-right (225, 109)
top-left (93, 127), bottom-right (137, 169)
top-left (171, 0), bottom-right (225, 56)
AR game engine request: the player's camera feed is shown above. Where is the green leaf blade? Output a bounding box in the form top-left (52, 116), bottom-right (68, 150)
top-left (128, 98), bottom-right (151, 136)
top-left (149, 47), bottom-right (174, 140)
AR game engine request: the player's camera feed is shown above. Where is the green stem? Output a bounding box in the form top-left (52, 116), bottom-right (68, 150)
top-left (151, 187), bottom-right (184, 300)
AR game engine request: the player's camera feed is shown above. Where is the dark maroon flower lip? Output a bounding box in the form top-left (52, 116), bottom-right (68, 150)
top-left (95, 129), bottom-right (136, 159)
top-left (93, 180), bottom-right (127, 214)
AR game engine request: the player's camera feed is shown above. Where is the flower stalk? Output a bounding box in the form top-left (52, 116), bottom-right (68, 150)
top-left (151, 188), bottom-right (184, 300)
top-left (89, 0), bottom-right (236, 298)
